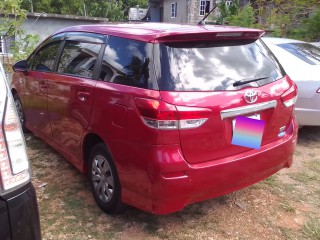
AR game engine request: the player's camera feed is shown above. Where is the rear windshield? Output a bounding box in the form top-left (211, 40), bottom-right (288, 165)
top-left (156, 40), bottom-right (285, 91)
top-left (277, 43), bottom-right (320, 65)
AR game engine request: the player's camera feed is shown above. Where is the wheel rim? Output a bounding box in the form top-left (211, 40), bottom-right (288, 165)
top-left (91, 155), bottom-right (114, 203)
top-left (14, 99), bottom-right (24, 125)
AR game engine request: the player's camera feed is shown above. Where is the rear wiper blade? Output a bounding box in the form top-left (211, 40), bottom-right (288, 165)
top-left (233, 76), bottom-right (268, 87)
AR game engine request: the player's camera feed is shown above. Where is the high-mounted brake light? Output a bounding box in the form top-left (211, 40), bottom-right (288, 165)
top-left (216, 32), bottom-right (242, 37)
top-left (134, 98), bottom-right (212, 130)
top-left (281, 84), bottom-right (298, 108)
top-left (0, 67), bottom-right (30, 195)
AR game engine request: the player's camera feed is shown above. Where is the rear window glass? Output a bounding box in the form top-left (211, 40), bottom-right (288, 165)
top-left (156, 40), bottom-right (285, 91)
top-left (277, 43), bottom-right (320, 65)
top-left (100, 36), bottom-right (153, 89)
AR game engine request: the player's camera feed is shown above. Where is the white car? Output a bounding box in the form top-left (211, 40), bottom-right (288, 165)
top-left (0, 62), bottom-right (41, 239)
top-left (262, 37), bottom-right (320, 126)
top-left (311, 42), bottom-right (320, 48)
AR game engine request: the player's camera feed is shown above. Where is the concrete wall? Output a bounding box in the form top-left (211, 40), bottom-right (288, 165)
top-left (20, 13), bottom-right (107, 43)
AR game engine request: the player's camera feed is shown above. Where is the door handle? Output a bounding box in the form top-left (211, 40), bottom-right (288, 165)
top-left (77, 91), bottom-right (90, 101)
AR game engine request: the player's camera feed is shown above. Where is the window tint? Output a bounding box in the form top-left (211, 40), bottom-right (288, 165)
top-left (100, 36), bottom-right (152, 89)
top-left (278, 43), bottom-right (320, 65)
top-left (156, 40), bottom-right (285, 91)
top-left (32, 41), bottom-right (61, 72)
top-left (58, 41), bottom-right (101, 78)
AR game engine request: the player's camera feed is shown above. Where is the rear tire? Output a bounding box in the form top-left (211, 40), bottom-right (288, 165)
top-left (88, 143), bottom-right (126, 214)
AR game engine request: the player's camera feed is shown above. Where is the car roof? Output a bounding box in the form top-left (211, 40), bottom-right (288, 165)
top-left (53, 23), bottom-right (264, 43)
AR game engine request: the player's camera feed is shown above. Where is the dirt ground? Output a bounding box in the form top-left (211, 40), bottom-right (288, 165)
top-left (27, 126), bottom-right (320, 240)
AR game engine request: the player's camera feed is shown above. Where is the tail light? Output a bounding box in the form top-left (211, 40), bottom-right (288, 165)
top-left (317, 88), bottom-right (320, 93)
top-left (0, 69), bottom-right (30, 195)
top-left (134, 98), bottom-right (212, 129)
top-left (281, 84), bottom-right (298, 107)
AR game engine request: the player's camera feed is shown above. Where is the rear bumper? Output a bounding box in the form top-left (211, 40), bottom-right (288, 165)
top-left (295, 108), bottom-right (320, 126)
top-left (295, 96), bottom-right (320, 126)
top-left (0, 183), bottom-right (41, 240)
top-left (121, 119), bottom-right (298, 214)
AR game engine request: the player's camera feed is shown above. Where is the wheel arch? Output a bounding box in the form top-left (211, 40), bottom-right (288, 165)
top-left (82, 132), bottom-right (105, 173)
top-left (11, 88), bottom-right (18, 97)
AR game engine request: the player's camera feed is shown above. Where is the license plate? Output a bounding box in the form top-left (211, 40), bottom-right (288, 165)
top-left (232, 114), bottom-right (260, 131)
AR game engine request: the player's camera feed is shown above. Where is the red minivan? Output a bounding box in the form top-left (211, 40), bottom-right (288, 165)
top-left (11, 23), bottom-right (298, 214)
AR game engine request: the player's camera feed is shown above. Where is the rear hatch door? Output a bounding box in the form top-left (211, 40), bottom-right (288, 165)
top-left (156, 39), bottom-right (296, 164)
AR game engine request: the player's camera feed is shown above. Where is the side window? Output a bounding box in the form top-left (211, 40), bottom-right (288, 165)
top-left (100, 36), bottom-right (151, 89)
top-left (32, 41), bottom-right (61, 72)
top-left (57, 41), bottom-right (101, 78)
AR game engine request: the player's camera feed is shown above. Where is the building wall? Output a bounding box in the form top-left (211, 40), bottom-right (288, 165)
top-left (189, 0), bottom-right (216, 24)
top-left (159, 0), bottom-right (216, 24)
top-left (162, 0), bottom-right (188, 23)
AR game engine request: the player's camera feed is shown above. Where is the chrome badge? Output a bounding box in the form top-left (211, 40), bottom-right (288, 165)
top-left (244, 90), bottom-right (258, 104)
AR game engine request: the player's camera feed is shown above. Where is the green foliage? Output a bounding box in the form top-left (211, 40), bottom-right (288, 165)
top-left (255, 0), bottom-right (320, 38)
top-left (21, 0), bottom-right (148, 21)
top-left (226, 4), bottom-right (255, 28)
top-left (0, 0), bottom-right (26, 37)
top-left (213, 0), bottom-right (239, 24)
top-left (0, 0), bottom-right (39, 61)
top-left (304, 9), bottom-right (320, 41)
top-left (10, 34), bottom-right (39, 61)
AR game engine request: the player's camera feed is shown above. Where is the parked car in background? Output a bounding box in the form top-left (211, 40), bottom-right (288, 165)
top-left (11, 23), bottom-right (298, 214)
top-left (262, 37), bottom-right (320, 127)
top-left (311, 42), bottom-right (320, 48)
top-left (0, 62), bottom-right (41, 239)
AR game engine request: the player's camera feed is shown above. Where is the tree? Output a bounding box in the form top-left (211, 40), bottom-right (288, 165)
top-left (304, 8), bottom-right (320, 41)
top-left (253, 0), bottom-right (320, 38)
top-left (226, 4), bottom-right (255, 28)
top-left (212, 0), bottom-right (239, 24)
top-left (0, 0), bottom-right (39, 61)
top-left (21, 0), bottom-right (149, 21)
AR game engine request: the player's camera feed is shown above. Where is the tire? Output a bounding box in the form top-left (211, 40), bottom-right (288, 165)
top-left (13, 94), bottom-right (27, 132)
top-left (88, 143), bottom-right (126, 214)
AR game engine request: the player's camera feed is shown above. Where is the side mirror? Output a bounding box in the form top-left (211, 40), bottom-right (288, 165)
top-left (12, 60), bottom-right (28, 72)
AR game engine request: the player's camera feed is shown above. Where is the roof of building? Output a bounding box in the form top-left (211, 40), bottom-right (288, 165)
top-left (54, 23), bottom-right (264, 43)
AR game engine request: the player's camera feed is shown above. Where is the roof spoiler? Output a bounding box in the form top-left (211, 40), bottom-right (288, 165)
top-left (153, 30), bottom-right (265, 43)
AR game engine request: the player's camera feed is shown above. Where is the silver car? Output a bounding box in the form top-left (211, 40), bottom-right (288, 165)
top-left (262, 37), bottom-right (320, 126)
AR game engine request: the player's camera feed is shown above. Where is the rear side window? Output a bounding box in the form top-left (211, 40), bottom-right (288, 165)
top-left (31, 41), bottom-right (61, 72)
top-left (277, 43), bottom-right (320, 65)
top-left (100, 36), bottom-right (152, 89)
top-left (58, 41), bottom-right (101, 78)
top-left (156, 40), bottom-right (285, 91)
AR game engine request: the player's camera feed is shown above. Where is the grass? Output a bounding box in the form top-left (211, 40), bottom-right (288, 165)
top-left (279, 202), bottom-right (295, 213)
top-left (26, 126), bottom-right (320, 240)
top-left (264, 175), bottom-right (278, 187)
top-left (303, 218), bottom-right (320, 240)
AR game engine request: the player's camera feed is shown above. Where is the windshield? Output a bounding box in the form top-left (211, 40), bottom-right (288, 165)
top-left (155, 40), bottom-right (285, 91)
top-left (277, 43), bottom-right (320, 65)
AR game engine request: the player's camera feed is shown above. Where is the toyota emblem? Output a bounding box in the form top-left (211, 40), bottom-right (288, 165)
top-left (244, 90), bottom-right (258, 104)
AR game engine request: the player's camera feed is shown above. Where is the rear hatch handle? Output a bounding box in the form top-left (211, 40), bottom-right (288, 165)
top-left (220, 100), bottom-right (277, 119)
